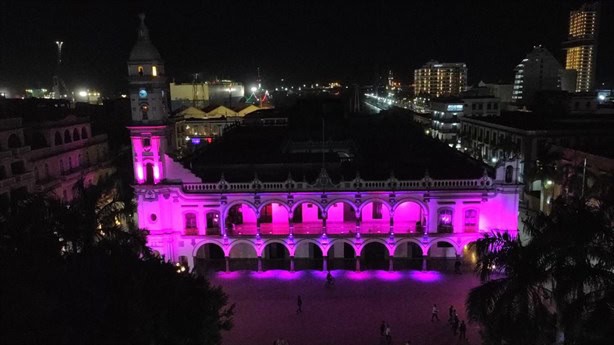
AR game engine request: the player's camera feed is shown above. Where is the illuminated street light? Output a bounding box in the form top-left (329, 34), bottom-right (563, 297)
top-left (78, 90), bottom-right (87, 97)
top-left (491, 157), bottom-right (498, 164)
top-left (251, 86), bottom-right (257, 92)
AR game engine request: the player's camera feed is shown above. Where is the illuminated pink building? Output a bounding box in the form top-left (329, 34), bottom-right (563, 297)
top-left (128, 15), bottom-right (521, 272)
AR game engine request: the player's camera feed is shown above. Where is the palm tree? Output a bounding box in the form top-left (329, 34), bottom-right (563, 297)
top-left (467, 197), bottom-right (614, 345)
top-left (466, 232), bottom-right (556, 344)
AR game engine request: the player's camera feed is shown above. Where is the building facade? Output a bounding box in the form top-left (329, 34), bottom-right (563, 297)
top-left (129, 16), bottom-right (521, 272)
top-left (512, 46), bottom-right (567, 105)
top-left (430, 98), bottom-right (464, 144)
top-left (0, 102), bottom-right (114, 206)
top-left (414, 61), bottom-right (467, 98)
top-left (564, 2), bottom-right (599, 92)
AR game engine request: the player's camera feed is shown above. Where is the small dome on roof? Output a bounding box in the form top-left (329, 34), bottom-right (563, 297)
top-left (128, 13), bottom-right (162, 62)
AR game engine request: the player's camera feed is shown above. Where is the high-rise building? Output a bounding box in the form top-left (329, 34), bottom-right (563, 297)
top-left (563, 2), bottom-right (599, 92)
top-left (512, 46), bottom-right (566, 105)
top-left (414, 61), bottom-right (467, 97)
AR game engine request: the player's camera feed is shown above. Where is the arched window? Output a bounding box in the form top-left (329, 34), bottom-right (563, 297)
top-left (206, 211), bottom-right (221, 235)
top-left (505, 165), bottom-right (514, 183)
top-left (145, 163), bottom-right (154, 184)
top-left (137, 66), bottom-right (144, 76)
top-left (185, 213), bottom-right (197, 235)
top-left (7, 133), bottom-right (21, 148)
top-left (55, 132), bottom-right (62, 145)
top-left (73, 128), bottom-right (80, 141)
top-left (81, 127), bottom-right (88, 139)
top-left (64, 130), bottom-right (72, 143)
top-left (437, 208), bottom-right (454, 233)
top-left (140, 104), bottom-right (149, 120)
top-left (152, 65), bottom-right (157, 77)
top-left (464, 209), bottom-right (479, 232)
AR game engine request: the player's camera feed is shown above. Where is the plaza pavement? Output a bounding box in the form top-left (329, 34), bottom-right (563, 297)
top-left (211, 269), bottom-right (483, 345)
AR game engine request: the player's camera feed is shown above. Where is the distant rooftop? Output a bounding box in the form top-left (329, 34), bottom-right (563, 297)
top-left (462, 111), bottom-right (614, 131)
top-left (186, 107), bottom-right (491, 183)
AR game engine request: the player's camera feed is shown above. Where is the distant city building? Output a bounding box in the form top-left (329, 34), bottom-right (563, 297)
top-left (563, 2), bottom-right (599, 92)
top-left (512, 46), bottom-right (569, 105)
top-left (461, 84), bottom-right (501, 117)
top-left (0, 99), bottom-right (114, 206)
top-left (430, 97), bottom-right (464, 144)
top-left (170, 81), bottom-right (245, 111)
top-left (414, 61), bottom-right (467, 97)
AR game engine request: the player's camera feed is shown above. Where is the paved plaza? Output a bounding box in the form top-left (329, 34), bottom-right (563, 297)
top-left (212, 270), bottom-right (483, 345)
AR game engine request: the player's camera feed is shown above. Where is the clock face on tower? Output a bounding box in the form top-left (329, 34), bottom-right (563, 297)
top-left (138, 89), bottom-right (148, 98)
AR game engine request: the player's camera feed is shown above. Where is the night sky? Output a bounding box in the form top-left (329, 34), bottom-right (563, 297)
top-left (1, 1), bottom-right (612, 95)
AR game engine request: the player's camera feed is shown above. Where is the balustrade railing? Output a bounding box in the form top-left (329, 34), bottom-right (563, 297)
top-left (182, 177), bottom-right (491, 193)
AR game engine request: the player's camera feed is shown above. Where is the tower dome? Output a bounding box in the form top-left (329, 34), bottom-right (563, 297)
top-left (129, 13), bottom-right (162, 62)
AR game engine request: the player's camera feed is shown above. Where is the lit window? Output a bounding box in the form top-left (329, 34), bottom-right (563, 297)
top-left (137, 66), bottom-right (144, 76)
top-left (464, 209), bottom-right (478, 232)
top-left (152, 66), bottom-right (157, 77)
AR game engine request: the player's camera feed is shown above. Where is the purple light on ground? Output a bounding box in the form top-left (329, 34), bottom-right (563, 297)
top-left (373, 271), bottom-right (404, 281)
top-left (250, 270), bottom-right (305, 280)
top-left (409, 270), bottom-right (442, 283)
top-left (215, 271), bottom-right (242, 280)
top-left (191, 137), bottom-right (201, 144)
top-left (346, 271), bottom-right (372, 281)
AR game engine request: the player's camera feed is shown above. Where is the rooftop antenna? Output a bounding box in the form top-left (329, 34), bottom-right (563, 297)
top-left (52, 41), bottom-right (67, 99)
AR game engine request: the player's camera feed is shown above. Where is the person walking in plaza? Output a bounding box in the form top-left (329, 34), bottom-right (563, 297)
top-left (431, 304), bottom-right (439, 321)
top-left (296, 295), bottom-right (302, 314)
top-left (448, 305), bottom-right (455, 324)
top-left (459, 320), bottom-right (467, 340)
top-left (454, 259), bottom-right (462, 274)
top-left (452, 314), bottom-right (459, 335)
top-left (384, 322), bottom-right (391, 344)
top-left (380, 321), bottom-right (386, 336)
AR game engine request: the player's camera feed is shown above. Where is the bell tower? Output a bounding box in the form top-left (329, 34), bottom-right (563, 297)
top-left (127, 14), bottom-right (170, 184)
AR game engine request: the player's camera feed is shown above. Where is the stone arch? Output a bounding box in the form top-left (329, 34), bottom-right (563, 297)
top-left (224, 200), bottom-right (258, 236)
top-left (293, 238), bottom-right (324, 270)
top-left (290, 199), bottom-right (325, 214)
top-left (72, 128), bottom-right (80, 141)
top-left (328, 238), bottom-right (358, 256)
top-left (392, 199), bottom-right (428, 234)
top-left (54, 131), bottom-right (62, 145)
top-left (291, 199), bottom-right (325, 235)
top-left (325, 199), bottom-right (358, 235)
top-left (258, 239), bottom-right (291, 257)
top-left (192, 239), bottom-right (226, 257)
top-left (426, 238), bottom-right (460, 257)
top-left (392, 197), bottom-right (429, 215)
top-left (359, 198), bottom-right (391, 235)
top-left (357, 238), bottom-right (393, 256)
top-left (359, 239), bottom-right (391, 270)
top-left (193, 242), bottom-right (226, 274)
top-left (293, 238), bottom-right (324, 257)
top-left (393, 238), bottom-right (427, 256)
top-left (261, 240), bottom-right (291, 271)
top-left (227, 239), bottom-right (257, 257)
top-left (358, 198), bottom-right (392, 214)
top-left (257, 199), bottom-right (290, 214)
top-left (258, 200), bottom-right (290, 235)
top-left (7, 133), bottom-right (21, 149)
top-left (64, 129), bottom-right (72, 143)
top-left (325, 198), bottom-right (358, 213)
top-left (81, 127), bottom-right (88, 139)
top-left (224, 200), bottom-right (258, 219)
